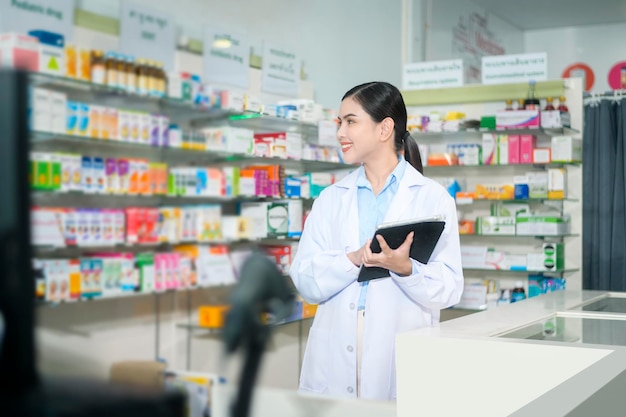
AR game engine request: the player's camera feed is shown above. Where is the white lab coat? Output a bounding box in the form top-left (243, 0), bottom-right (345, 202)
top-left (290, 164), bottom-right (464, 400)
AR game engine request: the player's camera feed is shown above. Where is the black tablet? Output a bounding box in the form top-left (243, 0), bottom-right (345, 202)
top-left (357, 215), bottom-right (446, 282)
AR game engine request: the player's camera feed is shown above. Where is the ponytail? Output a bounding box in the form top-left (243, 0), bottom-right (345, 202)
top-left (401, 131), bottom-right (423, 174)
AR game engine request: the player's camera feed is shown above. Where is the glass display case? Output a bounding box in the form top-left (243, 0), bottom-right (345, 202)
top-left (497, 293), bottom-right (626, 347)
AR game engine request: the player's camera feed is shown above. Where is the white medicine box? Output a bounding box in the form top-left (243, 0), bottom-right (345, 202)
top-left (551, 136), bottom-right (582, 163)
top-left (31, 88), bottom-right (51, 132)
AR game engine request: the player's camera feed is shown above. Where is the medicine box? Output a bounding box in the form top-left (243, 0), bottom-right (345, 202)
top-left (520, 135), bottom-right (536, 164)
top-left (548, 168), bottom-right (566, 199)
top-left (475, 216), bottom-right (516, 235)
top-left (542, 242), bottom-right (565, 271)
top-left (541, 110), bottom-right (562, 129)
top-left (49, 91), bottom-right (67, 134)
top-left (198, 305), bottom-right (230, 328)
top-left (286, 132), bottom-right (303, 160)
top-left (495, 110), bottom-right (540, 130)
top-left (527, 171), bottom-right (549, 199)
top-left (551, 136), bottom-right (582, 162)
top-left (28, 30), bottom-right (65, 76)
top-left (0, 33), bottom-right (39, 71)
top-left (508, 135), bottom-right (520, 164)
top-left (482, 133), bottom-right (496, 165)
top-left (267, 202), bottom-right (289, 237)
top-left (533, 148), bottom-right (551, 164)
top-left (31, 88), bottom-right (51, 132)
top-left (225, 127), bottom-right (254, 154)
top-left (308, 172), bottom-right (333, 198)
top-left (240, 202), bottom-right (270, 239)
top-left (497, 135), bottom-right (508, 165)
top-left (516, 216), bottom-right (571, 236)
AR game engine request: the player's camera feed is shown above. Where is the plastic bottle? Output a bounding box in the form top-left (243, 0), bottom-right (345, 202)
top-left (516, 99), bottom-right (525, 111)
top-left (544, 97), bottom-right (555, 111)
top-left (505, 99), bottom-right (513, 111)
top-left (510, 281), bottom-right (527, 303)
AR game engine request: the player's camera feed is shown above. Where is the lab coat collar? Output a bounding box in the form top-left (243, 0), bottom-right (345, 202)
top-left (334, 162), bottom-right (427, 191)
top-left (334, 163), bottom-right (427, 249)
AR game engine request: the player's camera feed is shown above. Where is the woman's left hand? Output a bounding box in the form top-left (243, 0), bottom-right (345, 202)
top-left (361, 232), bottom-right (414, 276)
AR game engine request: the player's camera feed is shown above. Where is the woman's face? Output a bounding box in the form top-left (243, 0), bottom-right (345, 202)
top-left (337, 97), bottom-right (383, 165)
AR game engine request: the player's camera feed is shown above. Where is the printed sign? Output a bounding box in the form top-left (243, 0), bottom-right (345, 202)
top-left (403, 59), bottom-right (464, 90)
top-left (261, 42), bottom-right (300, 97)
top-left (607, 61), bottom-right (626, 90)
top-left (562, 63), bottom-right (595, 92)
top-left (119, 1), bottom-right (175, 71)
top-left (482, 53), bottom-right (548, 85)
top-left (203, 27), bottom-right (250, 89)
top-left (0, 0), bottom-right (74, 40)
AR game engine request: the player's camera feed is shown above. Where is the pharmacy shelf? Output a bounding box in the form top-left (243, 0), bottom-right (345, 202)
top-left (464, 268), bottom-right (579, 275)
top-left (455, 198), bottom-right (578, 206)
top-left (228, 113), bottom-right (319, 136)
top-left (32, 190), bottom-right (313, 208)
top-left (402, 80), bottom-right (566, 106)
top-left (411, 126), bottom-right (579, 140)
top-left (29, 72), bottom-right (238, 124)
top-left (30, 131), bottom-right (352, 172)
top-left (423, 162), bottom-right (580, 172)
top-left (33, 236), bottom-right (300, 255)
top-left (36, 283), bottom-right (236, 307)
top-left (176, 316), bottom-right (314, 335)
top-left (460, 234), bottom-right (579, 239)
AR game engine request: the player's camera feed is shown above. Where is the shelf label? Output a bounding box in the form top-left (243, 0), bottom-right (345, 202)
top-left (261, 41), bottom-right (300, 97)
top-left (119, 1), bottom-right (175, 71)
top-left (0, 0), bottom-right (74, 40)
top-left (203, 26), bottom-right (250, 89)
top-left (402, 59), bottom-right (464, 90)
top-left (482, 52), bottom-right (548, 85)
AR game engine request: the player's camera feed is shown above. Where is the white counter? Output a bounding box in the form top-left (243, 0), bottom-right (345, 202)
top-left (415, 289), bottom-right (607, 339)
top-left (395, 290), bottom-right (626, 417)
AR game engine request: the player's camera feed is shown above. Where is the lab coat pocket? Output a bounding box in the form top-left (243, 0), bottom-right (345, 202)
top-left (300, 327), bottom-right (330, 393)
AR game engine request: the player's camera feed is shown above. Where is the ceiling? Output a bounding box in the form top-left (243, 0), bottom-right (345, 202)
top-left (469, 0), bottom-right (626, 30)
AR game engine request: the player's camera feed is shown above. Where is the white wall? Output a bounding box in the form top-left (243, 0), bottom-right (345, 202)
top-left (423, 0), bottom-right (525, 83)
top-left (525, 22), bottom-right (626, 93)
top-left (76, 0), bottom-right (403, 109)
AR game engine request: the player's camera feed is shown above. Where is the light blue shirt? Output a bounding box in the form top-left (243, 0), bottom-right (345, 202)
top-left (356, 155), bottom-right (407, 310)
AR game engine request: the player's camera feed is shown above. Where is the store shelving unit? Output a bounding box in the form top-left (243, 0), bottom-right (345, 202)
top-left (459, 234), bottom-right (579, 239)
top-left (31, 131), bottom-right (349, 172)
top-left (403, 78), bottom-right (584, 297)
top-left (29, 72), bottom-right (347, 371)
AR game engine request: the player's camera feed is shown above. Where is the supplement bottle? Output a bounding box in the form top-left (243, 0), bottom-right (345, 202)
top-left (511, 281), bottom-right (527, 303)
top-left (91, 50), bottom-right (106, 85)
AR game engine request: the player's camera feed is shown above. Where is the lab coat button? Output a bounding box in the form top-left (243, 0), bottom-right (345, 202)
top-left (347, 345), bottom-right (354, 352)
top-left (349, 303), bottom-right (355, 310)
top-left (347, 386), bottom-right (354, 393)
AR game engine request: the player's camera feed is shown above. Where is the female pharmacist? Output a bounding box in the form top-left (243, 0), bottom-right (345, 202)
top-left (290, 82), bottom-right (464, 401)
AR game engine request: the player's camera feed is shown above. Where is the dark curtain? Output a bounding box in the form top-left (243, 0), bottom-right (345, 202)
top-left (583, 98), bottom-right (626, 290)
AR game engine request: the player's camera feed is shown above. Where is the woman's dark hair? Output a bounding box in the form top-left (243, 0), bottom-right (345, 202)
top-left (342, 81), bottom-right (423, 174)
